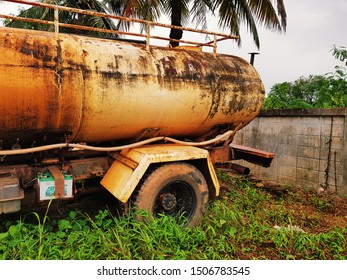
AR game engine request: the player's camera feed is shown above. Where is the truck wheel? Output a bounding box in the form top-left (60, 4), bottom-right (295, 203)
top-left (134, 163), bottom-right (209, 227)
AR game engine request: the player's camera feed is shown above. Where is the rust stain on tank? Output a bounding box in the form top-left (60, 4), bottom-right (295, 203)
top-left (207, 77), bottom-right (222, 119)
top-left (158, 56), bottom-right (178, 77)
top-left (20, 42), bottom-right (52, 62)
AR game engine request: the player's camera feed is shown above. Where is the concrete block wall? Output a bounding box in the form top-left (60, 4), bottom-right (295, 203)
top-left (233, 108), bottom-right (347, 193)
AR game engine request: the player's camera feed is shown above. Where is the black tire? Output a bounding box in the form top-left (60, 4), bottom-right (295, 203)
top-left (134, 163), bottom-right (209, 227)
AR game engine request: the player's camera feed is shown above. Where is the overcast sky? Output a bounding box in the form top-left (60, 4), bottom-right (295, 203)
top-left (220, 0), bottom-right (347, 92)
top-left (1, 0), bottom-right (346, 93)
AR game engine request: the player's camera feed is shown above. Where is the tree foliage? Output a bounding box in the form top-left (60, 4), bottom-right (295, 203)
top-left (4, 0), bottom-right (287, 49)
top-left (331, 45), bottom-right (347, 66)
top-left (263, 46), bottom-right (347, 109)
top-left (154, 0), bottom-right (287, 48)
top-left (213, 0), bottom-right (287, 48)
top-left (4, 0), bottom-right (119, 36)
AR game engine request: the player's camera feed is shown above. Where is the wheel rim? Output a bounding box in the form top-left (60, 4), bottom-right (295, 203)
top-left (152, 180), bottom-right (197, 223)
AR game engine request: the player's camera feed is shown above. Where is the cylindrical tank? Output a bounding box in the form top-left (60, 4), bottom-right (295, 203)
top-left (0, 27), bottom-right (265, 149)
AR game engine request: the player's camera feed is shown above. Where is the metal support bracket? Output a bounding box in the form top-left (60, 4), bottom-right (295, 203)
top-left (48, 166), bottom-right (65, 198)
top-left (110, 152), bottom-right (139, 170)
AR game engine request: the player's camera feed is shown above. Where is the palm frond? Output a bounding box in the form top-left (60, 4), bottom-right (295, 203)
top-left (140, 0), bottom-right (162, 22)
top-left (159, 0), bottom-right (189, 26)
top-left (5, 0), bottom-right (119, 37)
top-left (5, 4), bottom-right (55, 30)
top-left (249, 0), bottom-right (282, 31)
top-left (276, 0), bottom-right (287, 31)
top-left (216, 0), bottom-right (259, 48)
top-left (213, 0), bottom-right (287, 49)
top-left (190, 0), bottom-right (213, 30)
top-left (87, 15), bottom-right (117, 37)
top-left (102, 0), bottom-right (142, 32)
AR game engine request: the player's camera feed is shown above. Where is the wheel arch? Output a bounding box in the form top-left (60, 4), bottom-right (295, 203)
top-left (139, 158), bottom-right (218, 200)
top-left (100, 145), bottom-right (220, 204)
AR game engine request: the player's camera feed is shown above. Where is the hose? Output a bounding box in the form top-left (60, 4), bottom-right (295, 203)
top-left (0, 129), bottom-right (238, 156)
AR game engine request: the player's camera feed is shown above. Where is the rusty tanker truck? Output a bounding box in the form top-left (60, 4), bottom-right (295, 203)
top-left (0, 1), bottom-right (273, 226)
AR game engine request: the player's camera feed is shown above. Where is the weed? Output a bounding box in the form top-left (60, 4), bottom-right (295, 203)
top-left (310, 195), bottom-right (334, 212)
top-left (0, 172), bottom-right (346, 260)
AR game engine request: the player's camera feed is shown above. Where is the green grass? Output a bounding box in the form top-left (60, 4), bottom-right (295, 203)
top-left (0, 170), bottom-right (346, 260)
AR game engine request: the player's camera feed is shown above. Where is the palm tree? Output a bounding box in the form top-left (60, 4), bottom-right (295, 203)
top-left (158, 0), bottom-right (212, 47)
top-left (161, 0), bottom-right (287, 48)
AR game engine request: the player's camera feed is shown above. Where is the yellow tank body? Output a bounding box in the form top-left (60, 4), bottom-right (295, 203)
top-left (0, 27), bottom-right (265, 148)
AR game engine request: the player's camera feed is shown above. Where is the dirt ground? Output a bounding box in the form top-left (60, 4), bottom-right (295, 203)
top-left (225, 172), bottom-right (347, 234)
top-left (283, 188), bottom-right (347, 233)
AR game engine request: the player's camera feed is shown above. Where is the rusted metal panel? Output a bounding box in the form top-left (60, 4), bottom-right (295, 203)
top-left (207, 146), bottom-right (232, 163)
top-left (208, 144), bottom-right (274, 169)
top-left (0, 27), bottom-right (264, 150)
top-left (230, 143), bottom-right (275, 159)
top-left (65, 157), bottom-right (110, 180)
top-left (230, 143), bottom-right (275, 167)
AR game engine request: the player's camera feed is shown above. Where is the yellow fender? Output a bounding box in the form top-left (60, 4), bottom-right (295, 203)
top-left (101, 144), bottom-right (219, 203)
